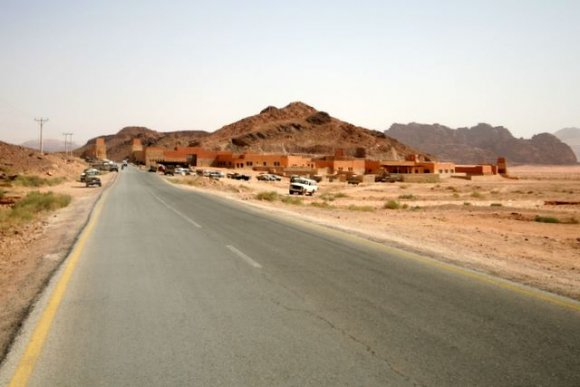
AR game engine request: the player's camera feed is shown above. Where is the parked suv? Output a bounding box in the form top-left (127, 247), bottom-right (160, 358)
top-left (289, 178), bottom-right (318, 196)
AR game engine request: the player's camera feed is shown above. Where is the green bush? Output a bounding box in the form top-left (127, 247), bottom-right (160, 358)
top-left (255, 191), bottom-right (279, 201)
top-left (490, 203), bottom-right (503, 207)
top-left (281, 196), bottom-right (303, 205)
top-left (13, 175), bottom-right (66, 187)
top-left (383, 200), bottom-right (402, 210)
top-left (2, 191), bottom-right (71, 224)
top-left (398, 194), bottom-right (416, 200)
top-left (463, 202), bottom-right (472, 206)
top-left (534, 216), bottom-right (560, 224)
top-left (471, 191), bottom-right (483, 198)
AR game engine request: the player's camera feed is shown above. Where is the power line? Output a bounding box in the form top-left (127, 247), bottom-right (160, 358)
top-left (35, 118), bottom-right (49, 154)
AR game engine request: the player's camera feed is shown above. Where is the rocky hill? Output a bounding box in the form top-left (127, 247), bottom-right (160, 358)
top-left (385, 123), bottom-right (578, 165)
top-left (0, 141), bottom-right (86, 177)
top-left (76, 102), bottom-right (423, 161)
top-left (554, 127), bottom-right (580, 161)
top-left (196, 102), bottom-right (421, 159)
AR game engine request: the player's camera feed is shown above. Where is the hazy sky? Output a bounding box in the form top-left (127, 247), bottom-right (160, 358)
top-left (1, 0), bottom-right (579, 146)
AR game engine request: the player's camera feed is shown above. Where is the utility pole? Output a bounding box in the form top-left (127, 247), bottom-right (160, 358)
top-left (63, 132), bottom-right (73, 156)
top-left (35, 118), bottom-right (49, 154)
top-left (68, 133), bottom-right (73, 157)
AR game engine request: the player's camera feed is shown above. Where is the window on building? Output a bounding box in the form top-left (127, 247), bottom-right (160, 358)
top-left (348, 167), bottom-right (353, 172)
top-left (263, 162), bottom-right (267, 166)
top-left (274, 161), bottom-right (280, 167)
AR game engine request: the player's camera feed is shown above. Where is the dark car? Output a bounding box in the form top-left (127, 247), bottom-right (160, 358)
top-left (232, 173), bottom-right (251, 181)
top-left (85, 176), bottom-right (102, 187)
top-left (257, 174), bottom-right (274, 181)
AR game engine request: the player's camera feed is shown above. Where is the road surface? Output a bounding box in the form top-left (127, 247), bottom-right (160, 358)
top-left (2, 167), bottom-right (579, 386)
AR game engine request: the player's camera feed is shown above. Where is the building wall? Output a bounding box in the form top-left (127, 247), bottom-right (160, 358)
top-left (455, 165), bottom-right (494, 175)
top-left (95, 138), bottom-right (107, 160)
top-left (132, 139), bottom-right (143, 153)
top-left (365, 160), bottom-right (381, 174)
top-left (144, 147), bottom-right (165, 165)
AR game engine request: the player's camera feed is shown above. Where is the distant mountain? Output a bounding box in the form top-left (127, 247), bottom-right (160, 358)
top-left (554, 127), bottom-right (580, 160)
top-left (385, 123), bottom-right (577, 165)
top-left (20, 139), bottom-right (80, 153)
top-left (77, 102), bottom-right (424, 161)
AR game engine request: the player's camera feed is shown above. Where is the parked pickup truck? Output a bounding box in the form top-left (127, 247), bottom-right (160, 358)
top-left (85, 176), bottom-right (102, 187)
top-left (289, 177), bottom-right (318, 196)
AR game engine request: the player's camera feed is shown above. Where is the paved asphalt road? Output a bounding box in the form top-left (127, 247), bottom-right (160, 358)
top-left (2, 167), bottom-right (580, 386)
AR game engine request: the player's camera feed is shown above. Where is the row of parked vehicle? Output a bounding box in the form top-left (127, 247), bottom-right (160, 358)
top-left (256, 173), bottom-right (282, 181)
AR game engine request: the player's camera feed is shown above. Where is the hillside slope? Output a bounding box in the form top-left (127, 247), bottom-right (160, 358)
top-left (386, 123), bottom-right (577, 165)
top-left (0, 141), bottom-right (86, 177)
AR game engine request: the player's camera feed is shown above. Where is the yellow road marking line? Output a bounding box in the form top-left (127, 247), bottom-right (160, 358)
top-left (8, 189), bottom-right (110, 387)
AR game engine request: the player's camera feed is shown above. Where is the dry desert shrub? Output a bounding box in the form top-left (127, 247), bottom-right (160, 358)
top-left (255, 191), bottom-right (279, 201)
top-left (0, 191), bottom-right (71, 230)
top-left (383, 200), bottom-right (407, 210)
top-left (347, 205), bottom-right (375, 212)
top-left (280, 196), bottom-right (303, 205)
top-left (13, 175), bottom-right (66, 187)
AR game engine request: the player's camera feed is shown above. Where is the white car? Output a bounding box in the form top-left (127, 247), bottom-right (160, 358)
top-left (209, 171), bottom-right (225, 179)
top-left (174, 168), bottom-right (191, 176)
top-left (289, 178), bottom-right (318, 195)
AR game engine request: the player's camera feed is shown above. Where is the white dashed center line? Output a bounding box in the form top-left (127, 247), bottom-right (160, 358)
top-left (150, 192), bottom-right (202, 228)
top-left (226, 245), bottom-right (262, 269)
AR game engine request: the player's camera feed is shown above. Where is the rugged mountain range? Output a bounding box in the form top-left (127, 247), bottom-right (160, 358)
top-left (554, 127), bottom-right (580, 160)
top-left (385, 123), bottom-right (577, 165)
top-left (77, 102), bottom-right (422, 161)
